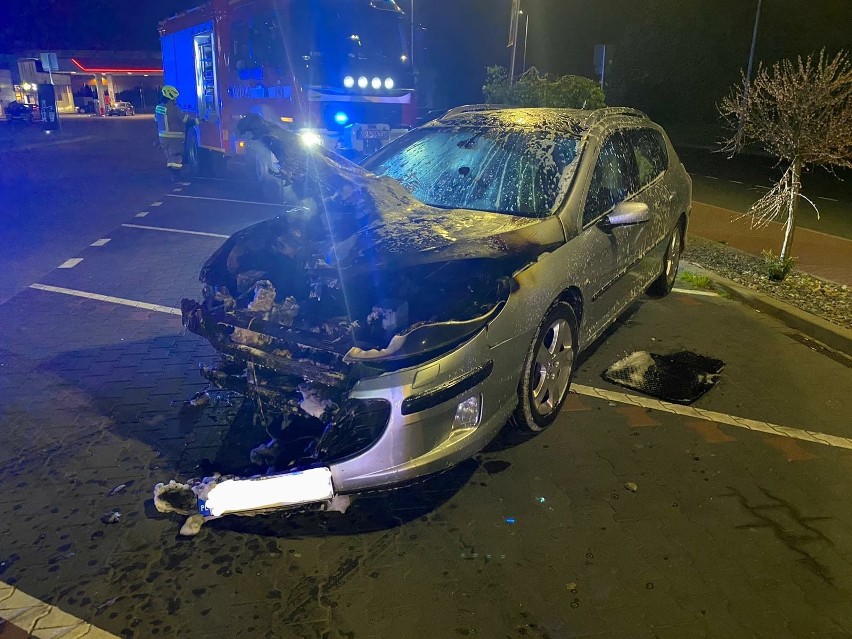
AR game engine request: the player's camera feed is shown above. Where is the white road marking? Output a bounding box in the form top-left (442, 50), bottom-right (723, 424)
top-left (572, 384), bottom-right (852, 451)
top-left (58, 258), bottom-right (83, 269)
top-left (818, 196), bottom-right (839, 202)
top-left (29, 283), bottom-right (182, 316)
top-left (90, 238), bottom-right (111, 247)
top-left (0, 580), bottom-right (121, 638)
top-left (672, 287), bottom-right (719, 297)
top-left (730, 180), bottom-right (744, 184)
top-left (173, 187), bottom-right (183, 192)
top-left (122, 223), bottom-right (229, 239)
top-left (179, 181), bottom-right (191, 186)
top-left (150, 201), bottom-right (163, 206)
top-left (166, 193), bottom-right (290, 207)
top-left (189, 175), bottom-right (242, 183)
top-left (135, 211), bottom-right (149, 218)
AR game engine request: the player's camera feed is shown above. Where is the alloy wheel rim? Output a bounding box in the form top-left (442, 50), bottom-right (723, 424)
top-left (531, 318), bottom-right (574, 417)
top-left (665, 231), bottom-right (681, 286)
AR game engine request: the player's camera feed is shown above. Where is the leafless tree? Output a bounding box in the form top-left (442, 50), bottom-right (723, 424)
top-left (719, 50), bottom-right (852, 276)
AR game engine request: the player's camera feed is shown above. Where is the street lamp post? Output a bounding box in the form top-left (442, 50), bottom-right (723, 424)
top-left (745, 0), bottom-right (762, 87)
top-left (508, 0), bottom-right (521, 85)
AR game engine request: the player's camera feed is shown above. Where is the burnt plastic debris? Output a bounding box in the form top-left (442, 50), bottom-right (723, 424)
top-left (602, 351), bottom-right (724, 404)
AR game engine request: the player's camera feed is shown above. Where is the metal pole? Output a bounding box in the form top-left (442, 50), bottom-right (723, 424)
top-left (600, 44), bottom-right (606, 90)
top-left (745, 0), bottom-right (762, 86)
top-left (521, 13), bottom-right (529, 74)
top-left (410, 0), bottom-right (415, 71)
top-left (508, 2), bottom-right (519, 85)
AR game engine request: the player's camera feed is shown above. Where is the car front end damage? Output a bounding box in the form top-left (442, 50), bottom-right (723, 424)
top-left (156, 115), bottom-right (566, 528)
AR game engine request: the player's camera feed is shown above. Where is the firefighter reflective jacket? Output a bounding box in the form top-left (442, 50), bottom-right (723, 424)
top-left (155, 101), bottom-right (191, 139)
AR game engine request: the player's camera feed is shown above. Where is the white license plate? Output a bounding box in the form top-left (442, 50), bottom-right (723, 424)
top-left (199, 467), bottom-right (334, 517)
top-left (358, 129), bottom-right (389, 140)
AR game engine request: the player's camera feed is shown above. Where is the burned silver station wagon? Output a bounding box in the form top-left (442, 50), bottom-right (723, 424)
top-left (176, 107), bottom-right (691, 520)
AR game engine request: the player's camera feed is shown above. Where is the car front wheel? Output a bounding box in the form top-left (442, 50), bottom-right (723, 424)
top-left (513, 301), bottom-right (578, 432)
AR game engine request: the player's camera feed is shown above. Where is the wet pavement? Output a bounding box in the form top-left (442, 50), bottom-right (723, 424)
top-left (2, 120), bottom-right (852, 638)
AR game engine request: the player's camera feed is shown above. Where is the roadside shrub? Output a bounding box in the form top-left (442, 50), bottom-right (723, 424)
top-left (762, 250), bottom-right (797, 282)
top-left (483, 66), bottom-right (606, 109)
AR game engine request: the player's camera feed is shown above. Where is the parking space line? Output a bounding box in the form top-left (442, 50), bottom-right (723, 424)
top-left (58, 258), bottom-right (83, 269)
top-left (29, 283), bottom-right (182, 316)
top-left (90, 238), bottom-right (111, 247)
top-left (135, 211), bottom-right (149, 218)
top-left (0, 580), bottom-right (121, 638)
top-left (818, 196), bottom-right (839, 202)
top-left (150, 202), bottom-right (163, 207)
top-left (173, 187), bottom-right (183, 192)
top-left (672, 288), bottom-right (718, 297)
top-left (121, 223), bottom-right (229, 239)
top-left (166, 193), bottom-right (292, 207)
top-left (571, 384), bottom-right (852, 451)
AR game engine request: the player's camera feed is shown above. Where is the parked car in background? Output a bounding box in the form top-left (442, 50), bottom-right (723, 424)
top-left (107, 101), bottom-right (135, 116)
top-left (175, 107), bottom-right (692, 520)
top-left (4, 101), bottom-right (39, 123)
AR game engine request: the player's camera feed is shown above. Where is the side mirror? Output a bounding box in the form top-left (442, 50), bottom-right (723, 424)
top-left (600, 201), bottom-right (650, 231)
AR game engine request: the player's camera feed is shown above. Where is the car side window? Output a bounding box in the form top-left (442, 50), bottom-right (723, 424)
top-left (630, 129), bottom-right (669, 187)
top-left (583, 133), bottom-right (638, 227)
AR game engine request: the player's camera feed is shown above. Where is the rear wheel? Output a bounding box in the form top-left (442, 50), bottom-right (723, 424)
top-left (185, 132), bottom-right (212, 177)
top-left (513, 302), bottom-right (578, 432)
top-left (648, 223), bottom-right (683, 297)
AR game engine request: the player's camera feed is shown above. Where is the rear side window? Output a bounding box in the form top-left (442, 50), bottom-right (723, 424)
top-left (629, 129), bottom-right (668, 187)
top-left (583, 133), bottom-right (638, 226)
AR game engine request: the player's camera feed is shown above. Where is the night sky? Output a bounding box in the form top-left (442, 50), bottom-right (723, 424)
top-left (1, 0), bottom-right (848, 130)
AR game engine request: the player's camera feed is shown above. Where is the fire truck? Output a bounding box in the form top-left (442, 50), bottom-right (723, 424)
top-left (159, 0), bottom-right (416, 175)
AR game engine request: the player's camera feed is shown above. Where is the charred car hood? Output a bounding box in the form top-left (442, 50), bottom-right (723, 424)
top-left (202, 201), bottom-right (564, 280)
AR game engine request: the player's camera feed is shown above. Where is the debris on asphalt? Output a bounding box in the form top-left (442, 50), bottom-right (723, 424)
top-left (153, 480), bottom-right (198, 515)
top-left (602, 351), bottom-right (724, 404)
top-left (624, 482), bottom-right (638, 492)
top-left (179, 514), bottom-right (205, 537)
top-left (324, 495), bottom-right (352, 514)
top-left (107, 483), bottom-right (127, 496)
top-left (100, 510), bottom-right (121, 525)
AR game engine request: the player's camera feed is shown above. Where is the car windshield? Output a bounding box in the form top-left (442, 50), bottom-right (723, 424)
top-left (364, 125), bottom-right (580, 217)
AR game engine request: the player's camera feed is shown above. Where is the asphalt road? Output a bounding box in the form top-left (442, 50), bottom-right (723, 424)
top-left (2, 119), bottom-right (852, 639)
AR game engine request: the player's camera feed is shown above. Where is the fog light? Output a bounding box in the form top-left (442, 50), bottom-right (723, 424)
top-left (453, 395), bottom-right (481, 430)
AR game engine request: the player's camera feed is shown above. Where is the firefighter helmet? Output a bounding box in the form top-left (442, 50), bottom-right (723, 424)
top-left (162, 85), bottom-right (179, 100)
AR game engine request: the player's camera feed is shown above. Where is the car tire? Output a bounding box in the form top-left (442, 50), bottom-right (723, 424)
top-left (185, 131), bottom-right (212, 177)
top-left (648, 222), bottom-right (683, 297)
top-left (513, 301), bottom-right (578, 432)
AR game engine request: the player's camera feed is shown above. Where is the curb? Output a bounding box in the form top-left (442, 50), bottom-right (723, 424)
top-left (697, 270), bottom-right (852, 358)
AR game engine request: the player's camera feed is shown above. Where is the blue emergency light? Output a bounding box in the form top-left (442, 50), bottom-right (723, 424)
top-left (334, 111), bottom-right (349, 125)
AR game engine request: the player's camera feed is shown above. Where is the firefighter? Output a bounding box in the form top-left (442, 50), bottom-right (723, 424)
top-left (155, 85), bottom-right (195, 178)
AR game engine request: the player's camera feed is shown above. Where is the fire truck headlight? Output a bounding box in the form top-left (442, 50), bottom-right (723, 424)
top-left (384, 77), bottom-right (394, 90)
top-left (343, 76), bottom-right (355, 89)
top-left (300, 131), bottom-right (323, 147)
top-left (334, 112), bottom-right (349, 125)
top-left (357, 76), bottom-right (368, 89)
top-left (371, 77), bottom-right (382, 90)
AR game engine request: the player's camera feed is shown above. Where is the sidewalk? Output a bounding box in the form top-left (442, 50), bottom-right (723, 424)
top-left (689, 200), bottom-right (852, 286)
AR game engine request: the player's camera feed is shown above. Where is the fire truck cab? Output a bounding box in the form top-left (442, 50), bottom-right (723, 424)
top-left (159, 0), bottom-right (415, 175)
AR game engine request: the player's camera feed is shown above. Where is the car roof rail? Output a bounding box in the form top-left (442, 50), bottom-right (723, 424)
top-left (583, 107), bottom-right (649, 127)
top-left (440, 104), bottom-right (515, 119)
